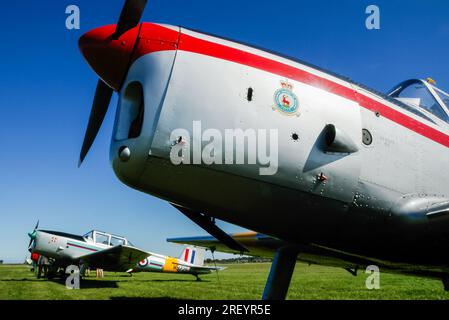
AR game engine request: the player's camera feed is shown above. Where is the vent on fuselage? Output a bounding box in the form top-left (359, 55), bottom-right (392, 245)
top-left (115, 81), bottom-right (145, 141)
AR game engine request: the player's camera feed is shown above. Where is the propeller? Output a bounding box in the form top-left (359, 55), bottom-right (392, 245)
top-left (28, 220), bottom-right (39, 250)
top-left (78, 0), bottom-right (148, 166)
top-left (78, 80), bottom-right (113, 166)
top-left (114, 0), bottom-right (148, 39)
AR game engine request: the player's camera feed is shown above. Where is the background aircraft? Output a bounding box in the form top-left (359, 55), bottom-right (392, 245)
top-left (76, 0), bottom-right (449, 299)
top-left (128, 246), bottom-right (224, 280)
top-left (28, 222), bottom-right (222, 280)
top-left (28, 222), bottom-right (148, 278)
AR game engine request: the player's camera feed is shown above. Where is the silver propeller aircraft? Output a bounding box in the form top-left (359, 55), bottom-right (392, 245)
top-left (28, 223), bottom-right (221, 280)
top-left (77, 0), bottom-right (449, 299)
top-left (28, 222), bottom-right (148, 278)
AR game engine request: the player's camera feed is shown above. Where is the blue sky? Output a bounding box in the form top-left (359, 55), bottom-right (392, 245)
top-left (0, 0), bottom-right (448, 263)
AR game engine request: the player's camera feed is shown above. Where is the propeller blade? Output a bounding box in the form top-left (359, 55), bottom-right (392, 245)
top-left (79, 80), bottom-right (113, 166)
top-left (28, 220), bottom-right (39, 248)
top-left (114, 0), bottom-right (148, 39)
top-left (78, 0), bottom-right (148, 165)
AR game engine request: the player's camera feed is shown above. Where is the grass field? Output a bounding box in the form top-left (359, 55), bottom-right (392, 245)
top-left (1, 263), bottom-right (449, 300)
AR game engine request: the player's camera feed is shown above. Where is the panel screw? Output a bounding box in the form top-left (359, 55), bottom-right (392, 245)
top-left (118, 146), bottom-right (131, 162)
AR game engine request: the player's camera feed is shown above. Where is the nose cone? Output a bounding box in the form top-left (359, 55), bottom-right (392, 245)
top-left (30, 231), bottom-right (42, 253)
top-left (79, 24), bottom-right (140, 91)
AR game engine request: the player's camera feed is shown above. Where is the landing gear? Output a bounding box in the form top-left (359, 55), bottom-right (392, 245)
top-left (262, 247), bottom-right (299, 300)
top-left (443, 277), bottom-right (449, 291)
top-left (194, 274), bottom-right (202, 282)
top-left (36, 264), bottom-right (50, 279)
top-left (80, 264), bottom-right (88, 278)
top-left (36, 265), bottom-right (43, 279)
top-left (47, 265), bottom-right (61, 280)
top-left (345, 267), bottom-right (359, 277)
top-left (35, 255), bottom-right (54, 279)
top-left (46, 269), bottom-right (57, 280)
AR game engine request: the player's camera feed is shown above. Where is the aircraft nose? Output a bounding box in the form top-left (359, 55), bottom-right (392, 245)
top-left (30, 231), bottom-right (40, 252)
top-left (79, 24), bottom-right (140, 91)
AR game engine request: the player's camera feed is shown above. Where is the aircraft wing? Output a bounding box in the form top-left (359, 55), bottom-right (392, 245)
top-left (79, 245), bottom-right (148, 272)
top-left (169, 231), bottom-right (446, 277)
top-left (168, 232), bottom-right (285, 258)
top-left (188, 265), bottom-right (227, 274)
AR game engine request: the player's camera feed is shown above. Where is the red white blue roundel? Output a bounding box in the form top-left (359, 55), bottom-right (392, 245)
top-left (273, 81), bottom-right (299, 116)
top-left (138, 258), bottom-right (148, 267)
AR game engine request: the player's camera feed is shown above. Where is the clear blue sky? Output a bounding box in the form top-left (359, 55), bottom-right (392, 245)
top-left (0, 0), bottom-right (448, 263)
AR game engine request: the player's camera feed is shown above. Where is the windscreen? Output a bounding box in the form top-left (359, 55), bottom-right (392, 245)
top-left (390, 80), bottom-right (449, 123)
top-left (435, 87), bottom-right (449, 109)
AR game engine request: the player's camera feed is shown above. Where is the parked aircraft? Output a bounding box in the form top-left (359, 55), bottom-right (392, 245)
top-left (27, 222), bottom-right (147, 278)
top-left (77, 0), bottom-right (449, 299)
top-left (27, 222), bottom-right (221, 280)
top-left (128, 246), bottom-right (224, 280)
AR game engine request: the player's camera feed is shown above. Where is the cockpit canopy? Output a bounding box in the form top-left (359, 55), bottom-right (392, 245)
top-left (388, 79), bottom-right (449, 124)
top-left (83, 230), bottom-right (132, 247)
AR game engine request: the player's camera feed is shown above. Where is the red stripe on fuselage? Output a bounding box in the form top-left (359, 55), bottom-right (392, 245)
top-left (67, 242), bottom-right (98, 252)
top-left (184, 248), bottom-right (189, 262)
top-left (134, 23), bottom-right (449, 148)
top-left (356, 94), bottom-right (449, 148)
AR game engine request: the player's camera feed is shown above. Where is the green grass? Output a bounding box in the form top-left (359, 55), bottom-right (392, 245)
top-left (1, 263), bottom-right (448, 300)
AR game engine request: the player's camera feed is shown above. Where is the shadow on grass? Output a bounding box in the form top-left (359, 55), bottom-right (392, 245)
top-left (80, 280), bottom-right (119, 289)
top-left (110, 296), bottom-right (181, 300)
top-left (0, 276), bottom-right (207, 287)
top-left (0, 278), bottom-right (43, 282)
top-left (0, 277), bottom-right (118, 289)
top-left (133, 279), bottom-right (211, 283)
top-left (42, 278), bottom-right (120, 289)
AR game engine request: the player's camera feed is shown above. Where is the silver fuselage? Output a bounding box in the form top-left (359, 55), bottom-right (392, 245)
top-left (109, 24), bottom-right (449, 274)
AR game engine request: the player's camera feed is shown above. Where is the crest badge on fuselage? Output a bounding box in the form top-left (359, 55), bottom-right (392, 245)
top-left (273, 80), bottom-right (300, 116)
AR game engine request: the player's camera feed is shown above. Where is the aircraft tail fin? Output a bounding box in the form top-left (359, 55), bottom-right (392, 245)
top-left (179, 246), bottom-right (205, 266)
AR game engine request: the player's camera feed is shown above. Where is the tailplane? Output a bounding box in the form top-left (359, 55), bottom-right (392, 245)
top-left (179, 246), bottom-right (205, 266)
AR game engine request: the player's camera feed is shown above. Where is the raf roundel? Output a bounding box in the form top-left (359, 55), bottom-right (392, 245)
top-left (273, 80), bottom-right (300, 116)
top-left (139, 258), bottom-right (148, 267)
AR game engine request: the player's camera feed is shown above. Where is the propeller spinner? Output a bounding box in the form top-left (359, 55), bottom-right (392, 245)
top-left (78, 0), bottom-right (148, 166)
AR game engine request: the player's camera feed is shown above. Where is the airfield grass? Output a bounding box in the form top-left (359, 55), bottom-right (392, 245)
top-left (1, 263), bottom-right (449, 300)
